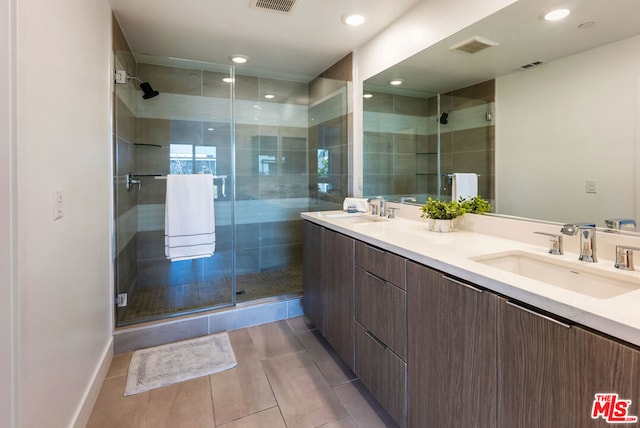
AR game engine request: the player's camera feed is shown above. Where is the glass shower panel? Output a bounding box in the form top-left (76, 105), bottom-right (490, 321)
top-left (113, 53), bottom-right (235, 326)
top-left (362, 85), bottom-right (434, 202)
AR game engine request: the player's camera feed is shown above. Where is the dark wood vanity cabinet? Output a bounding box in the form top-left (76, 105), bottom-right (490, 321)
top-left (354, 241), bottom-right (407, 426)
top-left (302, 221), bottom-right (355, 370)
top-left (497, 298), bottom-right (575, 428)
top-left (324, 228), bottom-right (355, 370)
top-left (407, 261), bottom-right (497, 428)
top-left (303, 220), bottom-right (640, 428)
top-left (498, 299), bottom-right (640, 428)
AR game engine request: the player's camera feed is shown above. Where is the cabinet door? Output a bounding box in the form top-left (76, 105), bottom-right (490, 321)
top-left (407, 261), bottom-right (497, 428)
top-left (355, 321), bottom-right (407, 427)
top-left (324, 229), bottom-right (355, 371)
top-left (498, 298), bottom-right (575, 428)
top-left (572, 326), bottom-right (640, 427)
top-left (302, 221), bottom-right (324, 334)
top-left (355, 267), bottom-right (406, 360)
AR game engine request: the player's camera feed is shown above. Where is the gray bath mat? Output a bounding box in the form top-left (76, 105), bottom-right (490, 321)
top-left (124, 332), bottom-right (237, 396)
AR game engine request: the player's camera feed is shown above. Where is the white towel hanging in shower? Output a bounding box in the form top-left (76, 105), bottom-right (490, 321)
top-left (164, 174), bottom-right (215, 261)
top-left (452, 173), bottom-right (478, 201)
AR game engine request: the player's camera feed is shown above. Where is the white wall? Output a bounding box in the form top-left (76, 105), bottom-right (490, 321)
top-left (496, 35), bottom-right (640, 225)
top-left (1, 0), bottom-right (17, 426)
top-left (15, 0), bottom-right (113, 426)
top-left (351, 0), bottom-right (517, 196)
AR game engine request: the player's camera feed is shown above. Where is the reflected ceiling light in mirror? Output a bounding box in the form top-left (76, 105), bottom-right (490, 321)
top-left (230, 55), bottom-right (249, 64)
top-left (389, 79), bottom-right (404, 86)
top-left (363, 93), bottom-right (373, 99)
top-left (544, 8), bottom-right (570, 21)
top-left (342, 14), bottom-right (365, 26)
top-left (264, 94), bottom-right (275, 99)
top-left (223, 77), bottom-right (234, 83)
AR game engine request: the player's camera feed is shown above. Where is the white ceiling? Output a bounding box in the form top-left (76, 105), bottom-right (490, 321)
top-left (109, 0), bottom-right (423, 80)
top-left (365, 0), bottom-right (640, 94)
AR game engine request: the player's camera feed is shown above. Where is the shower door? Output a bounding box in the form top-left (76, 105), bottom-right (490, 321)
top-left (113, 52), bottom-right (236, 326)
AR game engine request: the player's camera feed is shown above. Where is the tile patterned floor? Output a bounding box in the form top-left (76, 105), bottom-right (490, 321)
top-left (88, 317), bottom-right (398, 428)
top-left (118, 266), bottom-right (303, 324)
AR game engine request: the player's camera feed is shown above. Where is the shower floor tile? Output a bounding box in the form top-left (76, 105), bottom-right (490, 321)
top-left (117, 265), bottom-right (302, 325)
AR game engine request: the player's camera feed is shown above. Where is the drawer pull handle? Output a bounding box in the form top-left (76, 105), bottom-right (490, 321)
top-left (365, 244), bottom-right (385, 255)
top-left (442, 275), bottom-right (483, 293)
top-left (365, 330), bottom-right (388, 349)
top-left (365, 270), bottom-right (385, 282)
top-left (505, 301), bottom-right (571, 329)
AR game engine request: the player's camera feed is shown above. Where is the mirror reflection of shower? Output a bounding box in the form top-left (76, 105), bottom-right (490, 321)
top-left (114, 69), bottom-right (160, 99)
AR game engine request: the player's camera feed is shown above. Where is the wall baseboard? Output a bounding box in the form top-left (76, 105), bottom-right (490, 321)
top-left (71, 338), bottom-right (113, 428)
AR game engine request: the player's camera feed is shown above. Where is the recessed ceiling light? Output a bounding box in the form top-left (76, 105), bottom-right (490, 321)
top-left (264, 94), bottom-right (275, 99)
top-left (223, 77), bottom-right (234, 83)
top-left (363, 93), bottom-right (373, 99)
top-left (544, 8), bottom-right (570, 21)
top-left (207, 127), bottom-right (214, 131)
top-left (230, 55), bottom-right (249, 64)
top-left (389, 79), bottom-right (403, 86)
top-left (342, 14), bottom-right (365, 26)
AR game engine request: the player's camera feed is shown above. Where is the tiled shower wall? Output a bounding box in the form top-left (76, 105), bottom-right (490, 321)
top-left (433, 80), bottom-right (495, 202)
top-left (363, 80), bottom-right (494, 203)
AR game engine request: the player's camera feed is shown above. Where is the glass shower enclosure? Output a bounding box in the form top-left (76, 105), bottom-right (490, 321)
top-left (113, 52), bottom-right (349, 327)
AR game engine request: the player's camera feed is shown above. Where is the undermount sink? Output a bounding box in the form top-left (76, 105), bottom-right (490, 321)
top-left (325, 212), bottom-right (389, 224)
top-left (471, 251), bottom-right (640, 299)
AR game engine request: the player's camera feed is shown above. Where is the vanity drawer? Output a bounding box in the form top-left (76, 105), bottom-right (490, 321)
top-left (355, 241), bottom-right (406, 289)
top-left (355, 267), bottom-right (406, 360)
top-left (355, 321), bottom-right (407, 428)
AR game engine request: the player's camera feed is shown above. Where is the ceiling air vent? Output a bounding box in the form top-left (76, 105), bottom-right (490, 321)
top-left (449, 36), bottom-right (500, 54)
top-left (520, 60), bottom-right (545, 69)
top-left (250, 0), bottom-right (298, 14)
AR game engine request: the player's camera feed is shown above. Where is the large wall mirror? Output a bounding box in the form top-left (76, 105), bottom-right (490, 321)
top-left (363, 0), bottom-right (640, 232)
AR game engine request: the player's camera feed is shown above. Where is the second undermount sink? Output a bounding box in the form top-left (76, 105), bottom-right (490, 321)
top-left (325, 212), bottom-right (389, 224)
top-left (471, 251), bottom-right (640, 299)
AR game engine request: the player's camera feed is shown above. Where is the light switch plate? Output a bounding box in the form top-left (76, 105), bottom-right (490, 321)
top-left (585, 179), bottom-right (597, 194)
top-left (54, 188), bottom-right (63, 220)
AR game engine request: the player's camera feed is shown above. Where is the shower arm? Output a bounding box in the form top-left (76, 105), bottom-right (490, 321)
top-left (114, 70), bottom-right (143, 85)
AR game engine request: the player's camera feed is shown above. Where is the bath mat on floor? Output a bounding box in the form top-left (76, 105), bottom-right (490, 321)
top-left (124, 332), bottom-right (237, 396)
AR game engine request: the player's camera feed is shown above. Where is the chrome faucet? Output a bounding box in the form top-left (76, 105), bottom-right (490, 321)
top-left (400, 195), bottom-right (417, 204)
top-left (561, 223), bottom-right (597, 262)
top-left (533, 231), bottom-right (564, 255)
top-left (368, 196), bottom-right (386, 217)
top-left (615, 245), bottom-right (640, 270)
top-left (605, 218), bottom-right (637, 231)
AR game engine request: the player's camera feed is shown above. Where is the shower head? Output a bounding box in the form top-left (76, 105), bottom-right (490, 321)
top-left (138, 81), bottom-right (160, 99)
top-left (439, 112), bottom-right (449, 125)
top-left (113, 70), bottom-right (160, 99)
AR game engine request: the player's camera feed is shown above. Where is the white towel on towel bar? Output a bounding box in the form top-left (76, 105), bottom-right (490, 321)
top-left (164, 174), bottom-right (215, 261)
top-left (452, 173), bottom-right (478, 201)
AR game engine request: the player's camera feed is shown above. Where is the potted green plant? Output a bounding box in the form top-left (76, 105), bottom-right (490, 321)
top-left (420, 198), bottom-right (466, 232)
top-left (420, 196), bottom-right (492, 232)
top-left (459, 195), bottom-right (492, 215)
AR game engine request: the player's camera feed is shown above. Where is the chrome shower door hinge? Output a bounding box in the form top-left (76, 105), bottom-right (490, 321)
top-left (116, 293), bottom-right (128, 308)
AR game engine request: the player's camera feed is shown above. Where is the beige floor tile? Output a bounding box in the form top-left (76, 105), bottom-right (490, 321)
top-left (211, 328), bottom-right (277, 425)
top-left (296, 329), bottom-right (356, 386)
top-left (106, 352), bottom-right (133, 378)
top-left (263, 350), bottom-right (349, 427)
top-left (318, 417), bottom-right (358, 428)
top-left (86, 375), bottom-right (149, 428)
top-left (247, 320), bottom-right (304, 359)
top-left (217, 407), bottom-right (286, 428)
top-left (144, 376), bottom-right (215, 428)
top-left (286, 315), bottom-right (315, 334)
top-left (333, 380), bottom-right (398, 428)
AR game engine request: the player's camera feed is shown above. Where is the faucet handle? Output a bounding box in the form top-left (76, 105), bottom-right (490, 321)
top-left (534, 232), bottom-right (564, 255)
top-left (605, 218), bottom-right (637, 230)
top-left (615, 245), bottom-right (640, 271)
top-left (387, 207), bottom-right (399, 219)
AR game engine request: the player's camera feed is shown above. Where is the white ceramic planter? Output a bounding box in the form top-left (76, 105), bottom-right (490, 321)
top-left (428, 218), bottom-right (454, 233)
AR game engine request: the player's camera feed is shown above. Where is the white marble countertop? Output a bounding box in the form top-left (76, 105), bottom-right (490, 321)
top-left (301, 210), bottom-right (640, 347)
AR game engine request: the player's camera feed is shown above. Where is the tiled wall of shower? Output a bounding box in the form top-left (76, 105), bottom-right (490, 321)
top-left (362, 80), bottom-right (494, 203)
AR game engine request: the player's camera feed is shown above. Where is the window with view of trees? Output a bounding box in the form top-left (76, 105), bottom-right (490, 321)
top-left (170, 144), bottom-right (217, 175)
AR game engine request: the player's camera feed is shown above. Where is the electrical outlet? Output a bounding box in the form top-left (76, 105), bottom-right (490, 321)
top-left (585, 179), bottom-right (598, 194)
